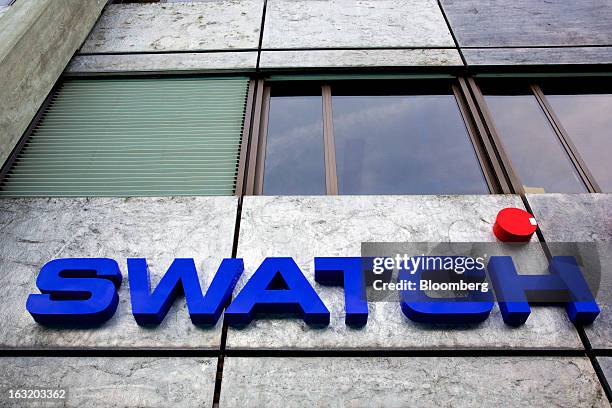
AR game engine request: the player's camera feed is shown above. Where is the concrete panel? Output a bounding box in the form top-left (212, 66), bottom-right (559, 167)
top-left (225, 195), bottom-right (582, 351)
top-left (262, 0), bottom-right (455, 49)
top-left (0, 0), bottom-right (106, 168)
top-left (80, 1), bottom-right (264, 53)
top-left (0, 197), bottom-right (238, 350)
top-left (259, 49), bottom-right (463, 69)
top-left (67, 52), bottom-right (258, 74)
top-left (221, 357), bottom-right (608, 407)
top-left (0, 357), bottom-right (216, 407)
top-left (440, 0), bottom-right (612, 47)
top-left (463, 47), bottom-right (612, 66)
top-left (526, 194), bottom-right (612, 350)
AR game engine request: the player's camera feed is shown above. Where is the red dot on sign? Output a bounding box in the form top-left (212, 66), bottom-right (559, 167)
top-left (493, 207), bottom-right (537, 242)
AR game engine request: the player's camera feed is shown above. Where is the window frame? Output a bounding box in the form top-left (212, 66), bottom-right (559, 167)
top-left (246, 77), bottom-right (504, 196)
top-left (5, 72), bottom-right (608, 198)
top-left (469, 77), bottom-right (604, 194)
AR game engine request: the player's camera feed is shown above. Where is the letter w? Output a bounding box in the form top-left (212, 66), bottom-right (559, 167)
top-left (128, 258), bottom-right (244, 326)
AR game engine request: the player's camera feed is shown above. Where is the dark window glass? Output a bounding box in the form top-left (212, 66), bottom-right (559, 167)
top-left (485, 95), bottom-right (587, 193)
top-left (546, 94), bottom-right (612, 192)
top-left (332, 94), bottom-right (488, 195)
top-left (263, 96), bottom-right (326, 195)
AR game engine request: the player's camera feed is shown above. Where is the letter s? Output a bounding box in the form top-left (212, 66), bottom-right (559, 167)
top-left (26, 258), bottom-right (122, 327)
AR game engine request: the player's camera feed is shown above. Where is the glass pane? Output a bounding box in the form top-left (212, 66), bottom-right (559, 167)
top-left (263, 96), bottom-right (325, 195)
top-left (485, 95), bottom-right (587, 193)
top-left (547, 94), bottom-right (612, 192)
top-left (332, 95), bottom-right (488, 195)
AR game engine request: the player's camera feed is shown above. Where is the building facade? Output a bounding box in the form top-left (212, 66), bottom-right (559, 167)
top-left (0, 0), bottom-right (611, 406)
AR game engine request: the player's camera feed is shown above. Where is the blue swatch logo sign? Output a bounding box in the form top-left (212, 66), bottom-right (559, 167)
top-left (26, 250), bottom-right (600, 328)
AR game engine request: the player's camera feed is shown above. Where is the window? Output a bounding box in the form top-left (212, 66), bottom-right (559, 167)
top-left (11, 75), bottom-right (607, 198)
top-left (544, 91), bottom-right (612, 192)
top-left (483, 90), bottom-right (587, 193)
top-left (257, 79), bottom-right (490, 196)
top-left (333, 87), bottom-right (487, 195)
top-left (0, 77), bottom-right (249, 197)
top-left (478, 78), bottom-right (611, 193)
top-left (263, 92), bottom-right (326, 195)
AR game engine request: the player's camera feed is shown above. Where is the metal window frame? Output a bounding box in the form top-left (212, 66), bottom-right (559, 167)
top-left (452, 82), bottom-right (500, 194)
top-left (457, 78), bottom-right (513, 193)
top-left (248, 77), bottom-right (506, 196)
top-left (321, 85), bottom-right (338, 195)
top-left (468, 77), bottom-right (604, 194)
top-left (244, 79), bottom-right (267, 195)
top-left (245, 81), bottom-right (333, 196)
top-left (531, 85), bottom-right (601, 193)
top-left (234, 79), bottom-right (256, 196)
top-left (465, 77), bottom-right (524, 194)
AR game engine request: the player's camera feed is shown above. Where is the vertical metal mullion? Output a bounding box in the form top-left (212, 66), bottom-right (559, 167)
top-left (235, 80), bottom-right (256, 197)
top-left (321, 85), bottom-right (338, 195)
top-left (466, 77), bottom-right (525, 194)
top-left (254, 86), bottom-right (271, 195)
top-left (457, 77), bottom-right (512, 193)
top-left (244, 79), bottom-right (266, 195)
top-left (452, 82), bottom-right (499, 194)
top-left (531, 84), bottom-right (601, 193)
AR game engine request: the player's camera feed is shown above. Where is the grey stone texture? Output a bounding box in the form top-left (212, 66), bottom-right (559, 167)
top-left (597, 357), bottom-right (612, 391)
top-left (526, 194), bottom-right (612, 350)
top-left (262, 0), bottom-right (455, 49)
top-left (463, 47), bottom-right (612, 66)
top-left (0, 357), bottom-right (216, 407)
top-left (80, 1), bottom-right (264, 53)
top-left (259, 49), bottom-right (462, 69)
top-left (440, 0), bottom-right (612, 47)
top-left (221, 356), bottom-right (608, 407)
top-left (0, 0), bottom-right (106, 169)
top-left (225, 195), bottom-right (582, 351)
top-left (67, 52), bottom-right (258, 74)
top-left (0, 197), bottom-right (238, 350)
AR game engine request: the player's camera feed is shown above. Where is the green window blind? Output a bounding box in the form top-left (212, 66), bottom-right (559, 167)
top-left (0, 77), bottom-right (249, 197)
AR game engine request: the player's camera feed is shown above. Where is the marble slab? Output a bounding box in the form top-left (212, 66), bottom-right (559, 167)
top-left (463, 47), bottom-right (612, 66)
top-left (67, 52), bottom-right (258, 74)
top-left (225, 195), bottom-right (582, 351)
top-left (0, 197), bottom-right (237, 350)
top-left (526, 194), bottom-right (612, 350)
top-left (259, 49), bottom-right (463, 69)
top-left (220, 356), bottom-right (608, 407)
top-left (597, 357), bottom-right (612, 392)
top-left (262, 0), bottom-right (455, 49)
top-left (80, 1), bottom-right (264, 53)
top-left (440, 0), bottom-right (612, 47)
top-left (0, 357), bottom-right (216, 408)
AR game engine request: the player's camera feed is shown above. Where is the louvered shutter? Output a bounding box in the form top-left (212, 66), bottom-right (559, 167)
top-left (0, 77), bottom-right (248, 196)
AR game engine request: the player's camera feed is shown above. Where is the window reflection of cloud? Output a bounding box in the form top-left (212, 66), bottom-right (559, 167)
top-left (264, 96), bottom-right (325, 194)
top-left (333, 95), bottom-right (487, 194)
top-left (548, 94), bottom-right (612, 192)
top-left (485, 95), bottom-right (586, 193)
top-left (266, 112), bottom-right (322, 170)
